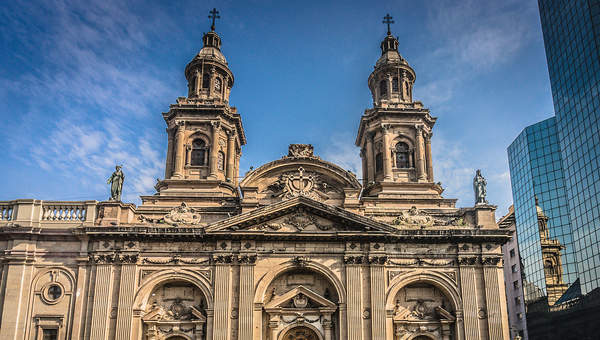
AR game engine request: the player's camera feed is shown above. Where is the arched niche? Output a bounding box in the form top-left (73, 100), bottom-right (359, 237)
top-left (132, 270), bottom-right (213, 340)
top-left (386, 272), bottom-right (460, 340)
top-left (255, 261), bottom-right (344, 340)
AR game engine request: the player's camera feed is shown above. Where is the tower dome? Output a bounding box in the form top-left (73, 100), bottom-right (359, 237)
top-left (184, 11), bottom-right (233, 104)
top-left (368, 17), bottom-right (416, 108)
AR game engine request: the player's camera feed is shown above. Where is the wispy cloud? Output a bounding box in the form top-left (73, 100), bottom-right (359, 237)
top-left (321, 133), bottom-right (362, 178)
top-left (1, 0), bottom-right (175, 203)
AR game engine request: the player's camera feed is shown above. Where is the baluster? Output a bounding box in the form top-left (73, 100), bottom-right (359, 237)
top-left (82, 207), bottom-right (87, 221)
top-left (60, 206), bottom-right (66, 220)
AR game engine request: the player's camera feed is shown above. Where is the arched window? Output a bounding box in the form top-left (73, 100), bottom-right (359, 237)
top-left (202, 73), bottom-right (210, 89)
top-left (395, 142), bottom-right (410, 168)
top-left (218, 151), bottom-right (225, 171)
top-left (392, 77), bottom-right (399, 92)
top-left (379, 79), bottom-right (387, 98)
top-left (191, 139), bottom-right (206, 166)
top-left (375, 152), bottom-right (383, 173)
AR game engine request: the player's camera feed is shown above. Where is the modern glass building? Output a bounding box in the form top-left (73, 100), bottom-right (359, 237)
top-left (539, 0), bottom-right (600, 294)
top-left (508, 117), bottom-right (577, 305)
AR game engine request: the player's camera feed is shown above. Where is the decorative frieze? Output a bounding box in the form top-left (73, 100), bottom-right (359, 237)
top-left (89, 253), bottom-right (139, 264)
top-left (211, 254), bottom-right (257, 265)
top-left (142, 255), bottom-right (209, 265)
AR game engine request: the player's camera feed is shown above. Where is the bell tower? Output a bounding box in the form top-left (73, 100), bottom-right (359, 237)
top-left (155, 8), bottom-right (246, 200)
top-left (356, 14), bottom-right (444, 203)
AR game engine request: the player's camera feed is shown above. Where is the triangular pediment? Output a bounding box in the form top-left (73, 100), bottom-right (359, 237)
top-left (205, 196), bottom-right (397, 234)
top-left (265, 285), bottom-right (336, 309)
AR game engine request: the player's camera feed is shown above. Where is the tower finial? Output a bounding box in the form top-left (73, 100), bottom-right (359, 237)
top-left (383, 13), bottom-right (394, 35)
top-left (209, 8), bottom-right (220, 31)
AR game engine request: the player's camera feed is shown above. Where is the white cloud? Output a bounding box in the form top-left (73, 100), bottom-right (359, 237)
top-left (321, 133), bottom-right (362, 179)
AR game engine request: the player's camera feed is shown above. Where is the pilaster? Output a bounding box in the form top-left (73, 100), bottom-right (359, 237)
top-left (226, 130), bottom-right (236, 182)
top-left (213, 262), bottom-right (231, 340)
top-left (345, 263), bottom-right (363, 340)
top-left (115, 262), bottom-right (138, 340)
top-left (382, 124), bottom-right (393, 181)
top-left (238, 261), bottom-right (255, 340)
top-left (89, 264), bottom-right (114, 340)
top-left (0, 261), bottom-right (34, 340)
top-left (369, 264), bottom-right (386, 340)
top-left (459, 258), bottom-right (479, 340)
top-left (366, 133), bottom-right (375, 185)
top-left (425, 132), bottom-right (434, 181)
top-left (415, 125), bottom-right (426, 182)
top-left (483, 258), bottom-right (508, 340)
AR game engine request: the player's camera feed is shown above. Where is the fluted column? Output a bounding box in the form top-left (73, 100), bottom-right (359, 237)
top-left (90, 264), bottom-right (114, 340)
top-left (370, 264), bottom-right (386, 340)
top-left (346, 265), bottom-right (363, 340)
top-left (382, 124), bottom-right (393, 181)
top-left (226, 131), bottom-right (235, 182)
top-left (0, 262), bottom-right (34, 340)
top-left (361, 149), bottom-right (368, 186)
top-left (115, 263), bottom-right (137, 340)
top-left (209, 121), bottom-right (221, 179)
top-left (213, 263), bottom-right (231, 340)
top-left (425, 132), bottom-right (434, 182)
top-left (365, 133), bottom-right (375, 185)
top-left (415, 126), bottom-right (426, 182)
top-left (459, 263), bottom-right (478, 340)
top-left (173, 123), bottom-right (185, 178)
top-left (165, 128), bottom-right (174, 178)
top-left (238, 262), bottom-right (254, 339)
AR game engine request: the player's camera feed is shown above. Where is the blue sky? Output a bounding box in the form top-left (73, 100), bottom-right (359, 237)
top-left (0, 0), bottom-right (554, 216)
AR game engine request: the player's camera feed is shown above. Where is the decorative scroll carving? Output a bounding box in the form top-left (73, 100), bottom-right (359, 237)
top-left (481, 256), bottom-right (502, 266)
top-left (287, 144), bottom-right (314, 158)
top-left (283, 211), bottom-right (321, 231)
top-left (393, 206), bottom-right (468, 228)
top-left (142, 255), bottom-right (209, 265)
top-left (89, 253), bottom-right (138, 264)
top-left (139, 203), bottom-right (202, 227)
top-left (292, 256), bottom-right (310, 267)
top-left (388, 258), bottom-right (454, 267)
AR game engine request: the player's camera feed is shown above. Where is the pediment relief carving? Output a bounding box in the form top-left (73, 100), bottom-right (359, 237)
top-left (265, 285), bottom-right (336, 310)
top-left (248, 211), bottom-right (343, 233)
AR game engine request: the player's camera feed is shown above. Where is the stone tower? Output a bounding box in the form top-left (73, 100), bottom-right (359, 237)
top-left (356, 28), bottom-right (444, 204)
top-left (157, 22), bottom-right (246, 201)
top-left (536, 197), bottom-right (568, 305)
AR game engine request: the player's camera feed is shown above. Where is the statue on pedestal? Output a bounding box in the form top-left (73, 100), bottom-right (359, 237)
top-left (107, 165), bottom-right (124, 201)
top-left (473, 169), bottom-right (488, 205)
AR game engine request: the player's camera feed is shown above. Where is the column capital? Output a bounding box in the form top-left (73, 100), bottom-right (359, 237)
top-left (211, 120), bottom-right (221, 129)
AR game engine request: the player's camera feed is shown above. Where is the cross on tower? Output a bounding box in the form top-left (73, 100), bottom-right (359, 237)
top-left (209, 8), bottom-right (220, 31)
top-left (383, 13), bottom-right (394, 35)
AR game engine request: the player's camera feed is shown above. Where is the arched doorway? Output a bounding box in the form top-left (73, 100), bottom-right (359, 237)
top-left (166, 337), bottom-right (188, 340)
top-left (281, 326), bottom-right (320, 340)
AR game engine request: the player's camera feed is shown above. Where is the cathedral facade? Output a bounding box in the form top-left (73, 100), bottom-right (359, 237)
top-left (0, 17), bottom-right (510, 340)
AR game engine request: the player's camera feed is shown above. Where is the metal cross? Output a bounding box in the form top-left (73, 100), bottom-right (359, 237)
top-left (209, 8), bottom-right (220, 31)
top-left (383, 13), bottom-right (394, 35)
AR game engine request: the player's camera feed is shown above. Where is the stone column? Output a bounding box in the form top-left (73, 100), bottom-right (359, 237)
top-left (360, 149), bottom-right (368, 186)
top-left (173, 123), bottom-right (185, 178)
top-left (365, 134), bottom-right (375, 185)
top-left (323, 318), bottom-right (333, 340)
top-left (483, 260), bottom-right (509, 340)
top-left (459, 262), bottom-right (478, 340)
top-left (213, 263), bottom-right (231, 340)
top-left (206, 309), bottom-right (214, 340)
top-left (238, 262), bottom-right (254, 340)
top-left (90, 264), bottom-right (114, 340)
top-left (165, 128), bottom-right (174, 178)
top-left (425, 132), bottom-right (434, 182)
top-left (185, 144), bottom-right (192, 167)
top-left (415, 126), bottom-right (426, 182)
top-left (209, 121), bottom-right (221, 179)
top-left (226, 131), bottom-right (236, 182)
top-left (346, 264), bottom-right (363, 340)
top-left (382, 125), bottom-right (393, 181)
top-left (370, 264), bottom-right (386, 340)
top-left (455, 311), bottom-right (465, 340)
top-left (115, 262), bottom-right (137, 340)
top-left (70, 259), bottom-right (88, 339)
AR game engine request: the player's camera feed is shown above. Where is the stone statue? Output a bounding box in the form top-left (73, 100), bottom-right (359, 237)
top-left (107, 165), bottom-right (124, 201)
top-left (473, 169), bottom-right (488, 205)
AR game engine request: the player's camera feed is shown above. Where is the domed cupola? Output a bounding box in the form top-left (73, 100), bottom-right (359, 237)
top-left (184, 9), bottom-right (234, 104)
top-left (368, 14), bottom-right (416, 108)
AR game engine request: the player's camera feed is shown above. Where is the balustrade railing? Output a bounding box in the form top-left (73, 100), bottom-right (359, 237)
top-left (0, 203), bottom-right (14, 221)
top-left (42, 202), bottom-right (87, 222)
